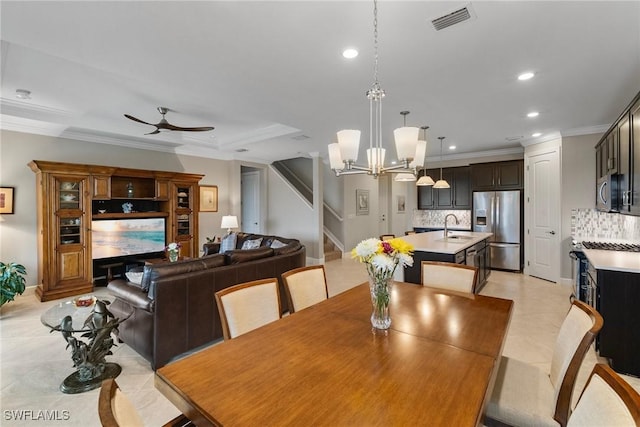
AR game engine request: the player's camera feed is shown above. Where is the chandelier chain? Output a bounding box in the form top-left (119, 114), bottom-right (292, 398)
top-left (373, 0), bottom-right (378, 86)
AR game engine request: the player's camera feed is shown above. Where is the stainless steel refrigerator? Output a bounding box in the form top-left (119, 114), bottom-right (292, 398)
top-left (472, 190), bottom-right (521, 271)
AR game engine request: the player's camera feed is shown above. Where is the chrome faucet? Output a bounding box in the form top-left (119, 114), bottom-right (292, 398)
top-left (444, 213), bottom-right (460, 238)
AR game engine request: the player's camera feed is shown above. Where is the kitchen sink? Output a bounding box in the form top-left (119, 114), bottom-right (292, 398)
top-left (446, 235), bottom-right (474, 240)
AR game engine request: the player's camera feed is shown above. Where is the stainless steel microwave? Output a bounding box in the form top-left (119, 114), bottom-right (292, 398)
top-left (596, 175), bottom-right (618, 212)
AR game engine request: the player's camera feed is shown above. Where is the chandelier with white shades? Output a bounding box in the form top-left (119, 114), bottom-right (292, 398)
top-left (328, 0), bottom-right (425, 178)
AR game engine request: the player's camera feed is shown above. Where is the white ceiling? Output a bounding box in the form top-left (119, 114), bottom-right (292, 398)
top-left (1, 1), bottom-right (639, 166)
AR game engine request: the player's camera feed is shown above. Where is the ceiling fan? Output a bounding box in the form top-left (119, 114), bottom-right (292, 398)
top-left (124, 107), bottom-right (214, 135)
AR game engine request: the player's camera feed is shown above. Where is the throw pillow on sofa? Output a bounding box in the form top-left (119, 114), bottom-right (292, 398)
top-left (220, 232), bottom-right (237, 253)
top-left (241, 237), bottom-right (263, 250)
top-left (270, 239), bottom-right (287, 249)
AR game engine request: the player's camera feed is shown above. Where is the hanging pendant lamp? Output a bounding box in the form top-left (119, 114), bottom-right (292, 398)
top-left (416, 126), bottom-right (435, 186)
top-left (432, 136), bottom-right (450, 189)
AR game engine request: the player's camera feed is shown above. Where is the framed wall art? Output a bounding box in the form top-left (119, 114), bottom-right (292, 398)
top-left (199, 185), bottom-right (218, 212)
top-left (356, 189), bottom-right (369, 216)
top-left (397, 195), bottom-right (406, 213)
top-left (0, 187), bottom-right (15, 214)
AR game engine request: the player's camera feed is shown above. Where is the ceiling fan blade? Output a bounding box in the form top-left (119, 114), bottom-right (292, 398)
top-left (145, 129), bottom-right (161, 135)
top-left (172, 126), bottom-right (215, 132)
top-left (124, 114), bottom-right (154, 126)
top-left (159, 122), bottom-right (214, 132)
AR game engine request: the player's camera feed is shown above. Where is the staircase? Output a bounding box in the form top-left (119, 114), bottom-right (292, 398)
top-left (324, 234), bottom-right (342, 262)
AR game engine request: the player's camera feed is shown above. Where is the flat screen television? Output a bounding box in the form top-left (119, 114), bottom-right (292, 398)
top-left (92, 218), bottom-right (166, 260)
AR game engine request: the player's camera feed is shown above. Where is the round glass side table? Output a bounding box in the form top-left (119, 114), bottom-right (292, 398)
top-left (41, 296), bottom-right (131, 394)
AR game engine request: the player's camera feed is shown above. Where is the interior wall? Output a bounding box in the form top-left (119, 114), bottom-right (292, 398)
top-left (266, 167), bottom-right (318, 261)
top-left (0, 130), bottom-right (231, 286)
top-left (343, 174), bottom-right (379, 251)
top-left (560, 133), bottom-right (600, 279)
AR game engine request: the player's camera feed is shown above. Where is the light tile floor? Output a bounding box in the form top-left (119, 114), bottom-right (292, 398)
top-left (1, 258), bottom-right (638, 426)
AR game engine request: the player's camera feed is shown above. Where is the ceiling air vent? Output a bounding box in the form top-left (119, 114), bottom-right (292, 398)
top-left (431, 4), bottom-right (474, 31)
top-left (291, 134), bottom-right (310, 141)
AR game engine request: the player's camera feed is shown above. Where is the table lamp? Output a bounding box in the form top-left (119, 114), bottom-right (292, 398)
top-left (221, 215), bottom-right (238, 235)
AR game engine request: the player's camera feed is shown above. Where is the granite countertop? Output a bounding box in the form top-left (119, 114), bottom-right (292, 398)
top-left (582, 249), bottom-right (640, 274)
top-left (401, 231), bottom-right (493, 254)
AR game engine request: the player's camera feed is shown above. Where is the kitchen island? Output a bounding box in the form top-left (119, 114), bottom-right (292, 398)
top-left (400, 231), bottom-right (493, 291)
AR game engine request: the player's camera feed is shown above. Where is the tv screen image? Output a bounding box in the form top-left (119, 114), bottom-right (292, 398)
top-left (92, 218), bottom-right (166, 260)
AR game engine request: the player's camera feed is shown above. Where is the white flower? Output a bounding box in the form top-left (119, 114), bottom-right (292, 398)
top-left (397, 253), bottom-right (414, 268)
top-left (371, 254), bottom-right (395, 272)
top-left (166, 242), bottom-right (180, 251)
top-left (353, 238), bottom-right (379, 258)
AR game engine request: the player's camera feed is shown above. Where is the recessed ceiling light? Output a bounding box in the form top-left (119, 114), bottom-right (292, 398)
top-left (15, 89), bottom-right (31, 99)
top-left (448, 145), bottom-right (456, 150)
top-left (517, 72), bottom-right (535, 81)
top-left (342, 48), bottom-right (358, 59)
top-left (527, 111), bottom-right (539, 118)
top-left (532, 132), bottom-right (542, 137)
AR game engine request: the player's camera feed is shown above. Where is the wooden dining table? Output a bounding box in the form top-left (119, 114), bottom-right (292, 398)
top-left (155, 281), bottom-right (513, 427)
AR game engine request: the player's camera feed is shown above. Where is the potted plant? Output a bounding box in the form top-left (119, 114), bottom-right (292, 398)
top-left (0, 262), bottom-right (27, 307)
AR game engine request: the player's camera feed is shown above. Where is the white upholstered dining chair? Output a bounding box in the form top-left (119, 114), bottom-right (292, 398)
top-left (214, 278), bottom-right (282, 340)
top-left (421, 261), bottom-right (478, 293)
top-left (484, 299), bottom-right (604, 427)
top-left (281, 265), bottom-right (329, 313)
top-left (567, 363), bottom-right (640, 427)
top-left (99, 378), bottom-right (192, 427)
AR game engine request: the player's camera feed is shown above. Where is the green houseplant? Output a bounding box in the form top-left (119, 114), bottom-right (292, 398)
top-left (0, 262), bottom-right (27, 307)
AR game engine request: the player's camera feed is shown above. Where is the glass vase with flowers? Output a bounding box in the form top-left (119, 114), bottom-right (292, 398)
top-left (351, 237), bottom-right (414, 329)
top-left (166, 242), bottom-right (182, 262)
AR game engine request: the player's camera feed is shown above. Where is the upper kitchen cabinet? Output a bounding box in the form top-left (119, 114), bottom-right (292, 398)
top-left (417, 166), bottom-right (471, 210)
top-left (599, 90), bottom-right (640, 216)
top-left (470, 160), bottom-right (523, 191)
top-left (630, 97), bottom-right (640, 215)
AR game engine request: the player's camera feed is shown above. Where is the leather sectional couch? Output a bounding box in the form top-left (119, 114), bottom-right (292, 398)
top-left (107, 233), bottom-right (305, 369)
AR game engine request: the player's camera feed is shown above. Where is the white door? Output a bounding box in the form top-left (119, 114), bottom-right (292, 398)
top-left (526, 149), bottom-right (560, 282)
top-left (241, 171), bottom-right (260, 234)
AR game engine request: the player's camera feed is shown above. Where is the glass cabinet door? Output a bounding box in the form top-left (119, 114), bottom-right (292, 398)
top-left (56, 178), bottom-right (84, 246)
top-left (58, 180), bottom-right (82, 210)
top-left (59, 217), bottom-right (82, 245)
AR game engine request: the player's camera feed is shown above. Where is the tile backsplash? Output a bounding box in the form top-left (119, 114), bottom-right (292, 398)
top-left (571, 209), bottom-right (640, 242)
top-left (413, 209), bottom-right (471, 230)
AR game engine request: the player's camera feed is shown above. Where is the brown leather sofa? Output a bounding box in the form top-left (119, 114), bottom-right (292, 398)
top-left (107, 233), bottom-right (305, 369)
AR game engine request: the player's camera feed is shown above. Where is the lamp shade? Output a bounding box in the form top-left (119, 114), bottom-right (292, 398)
top-left (337, 129), bottom-right (361, 162)
top-left (220, 215), bottom-right (238, 230)
top-left (433, 179), bottom-right (450, 189)
top-left (367, 147), bottom-right (386, 169)
top-left (416, 174), bottom-right (435, 186)
top-left (393, 126), bottom-right (419, 161)
top-left (328, 143), bottom-right (344, 170)
top-left (409, 140), bottom-right (427, 168)
top-left (394, 173), bottom-right (417, 182)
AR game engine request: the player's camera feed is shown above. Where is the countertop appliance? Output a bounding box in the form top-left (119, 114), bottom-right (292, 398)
top-left (472, 190), bottom-right (521, 271)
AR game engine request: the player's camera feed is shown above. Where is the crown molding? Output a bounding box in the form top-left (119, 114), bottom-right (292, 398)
top-left (560, 124), bottom-right (609, 137)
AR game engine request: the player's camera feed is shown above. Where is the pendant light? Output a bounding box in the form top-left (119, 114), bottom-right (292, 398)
top-left (432, 136), bottom-right (450, 189)
top-left (416, 126), bottom-right (435, 186)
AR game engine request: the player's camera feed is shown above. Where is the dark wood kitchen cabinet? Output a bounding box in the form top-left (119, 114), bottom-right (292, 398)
top-left (618, 96), bottom-right (640, 215)
top-left (598, 90), bottom-right (640, 216)
top-left (594, 268), bottom-right (640, 376)
top-left (470, 160), bottom-right (523, 191)
top-left (417, 166), bottom-right (470, 210)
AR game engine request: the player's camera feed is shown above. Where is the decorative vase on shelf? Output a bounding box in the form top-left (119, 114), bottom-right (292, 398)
top-left (168, 250), bottom-right (179, 262)
top-left (369, 275), bottom-right (392, 330)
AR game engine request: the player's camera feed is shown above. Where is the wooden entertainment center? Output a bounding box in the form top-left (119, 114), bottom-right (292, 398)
top-left (29, 160), bottom-right (203, 301)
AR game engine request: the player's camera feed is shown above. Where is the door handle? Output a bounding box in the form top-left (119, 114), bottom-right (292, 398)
top-left (547, 230), bottom-right (556, 235)
top-left (598, 181), bottom-right (608, 204)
